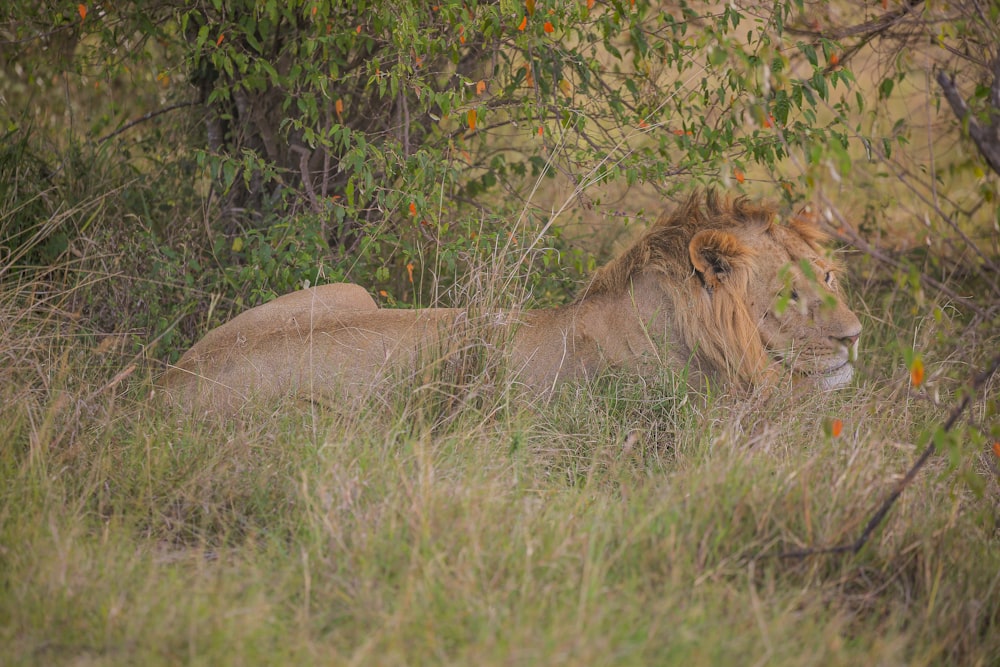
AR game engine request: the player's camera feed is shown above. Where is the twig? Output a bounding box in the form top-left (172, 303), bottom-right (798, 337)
top-left (97, 102), bottom-right (198, 145)
top-left (778, 353), bottom-right (1000, 560)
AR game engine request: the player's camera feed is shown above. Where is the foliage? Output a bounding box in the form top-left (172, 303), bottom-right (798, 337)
top-left (3, 0), bottom-right (892, 313)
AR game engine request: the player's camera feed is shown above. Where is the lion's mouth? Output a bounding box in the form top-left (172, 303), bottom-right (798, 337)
top-left (813, 361), bottom-right (854, 390)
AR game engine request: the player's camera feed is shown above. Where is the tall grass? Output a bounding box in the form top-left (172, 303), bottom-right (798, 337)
top-left (2, 125), bottom-right (998, 667)
top-left (2, 248), bottom-right (998, 666)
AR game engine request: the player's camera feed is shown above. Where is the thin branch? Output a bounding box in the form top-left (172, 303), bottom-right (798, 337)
top-left (97, 101), bottom-right (198, 145)
top-left (817, 197), bottom-right (992, 320)
top-left (778, 353), bottom-right (1000, 560)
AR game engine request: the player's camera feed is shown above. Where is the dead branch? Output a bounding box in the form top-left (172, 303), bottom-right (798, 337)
top-left (777, 353), bottom-right (1000, 560)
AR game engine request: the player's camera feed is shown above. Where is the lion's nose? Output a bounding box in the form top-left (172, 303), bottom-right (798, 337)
top-left (835, 332), bottom-right (860, 347)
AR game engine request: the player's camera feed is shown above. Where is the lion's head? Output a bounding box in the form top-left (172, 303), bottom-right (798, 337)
top-left (581, 191), bottom-right (862, 390)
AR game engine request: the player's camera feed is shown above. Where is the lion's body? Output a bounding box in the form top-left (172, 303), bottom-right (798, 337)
top-left (160, 192), bottom-right (862, 414)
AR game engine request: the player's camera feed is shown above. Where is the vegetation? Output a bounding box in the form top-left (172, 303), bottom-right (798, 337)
top-left (1, 0), bottom-right (998, 664)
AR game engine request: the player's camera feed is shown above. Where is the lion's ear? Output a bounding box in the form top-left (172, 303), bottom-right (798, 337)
top-left (689, 229), bottom-right (750, 290)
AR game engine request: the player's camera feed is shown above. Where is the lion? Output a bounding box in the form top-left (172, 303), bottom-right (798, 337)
top-left (159, 191), bottom-right (862, 415)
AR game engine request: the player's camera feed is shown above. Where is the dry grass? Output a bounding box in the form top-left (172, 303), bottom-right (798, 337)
top-left (1, 264), bottom-right (998, 666)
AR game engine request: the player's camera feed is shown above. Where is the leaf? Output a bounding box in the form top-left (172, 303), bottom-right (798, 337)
top-left (526, 0), bottom-right (535, 16)
top-left (467, 108), bottom-right (477, 130)
top-left (216, 33), bottom-right (225, 46)
top-left (910, 356), bottom-right (925, 387)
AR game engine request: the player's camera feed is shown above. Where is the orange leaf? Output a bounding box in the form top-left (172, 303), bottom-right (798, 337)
top-left (476, 80), bottom-right (486, 95)
top-left (734, 169), bottom-right (745, 184)
top-left (468, 108), bottom-right (477, 131)
top-left (910, 357), bottom-right (925, 387)
top-left (78, 4), bottom-right (87, 20)
top-left (216, 33), bottom-right (225, 46)
top-left (406, 262), bottom-right (414, 283)
top-left (335, 98), bottom-right (344, 118)
top-left (831, 419), bottom-right (843, 438)
top-left (543, 21), bottom-right (554, 33)
top-left (518, 15), bottom-right (527, 31)
top-left (409, 202), bottom-right (417, 216)
top-left (526, 0), bottom-right (536, 16)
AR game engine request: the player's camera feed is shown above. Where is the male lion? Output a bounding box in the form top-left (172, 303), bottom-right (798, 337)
top-left (160, 192), bottom-right (861, 415)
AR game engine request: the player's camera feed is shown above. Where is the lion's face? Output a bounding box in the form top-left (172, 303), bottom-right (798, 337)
top-left (745, 224), bottom-right (862, 389)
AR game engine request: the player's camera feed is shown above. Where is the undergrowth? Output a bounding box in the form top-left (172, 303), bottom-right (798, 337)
top-left (1, 268), bottom-right (998, 665)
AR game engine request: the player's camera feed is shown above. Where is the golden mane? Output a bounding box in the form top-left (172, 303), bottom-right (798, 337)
top-left (577, 190), bottom-right (831, 388)
top-left (581, 190), bottom-right (778, 299)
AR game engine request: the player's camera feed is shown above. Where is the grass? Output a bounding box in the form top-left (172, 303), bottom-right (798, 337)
top-left (2, 279), bottom-right (998, 666)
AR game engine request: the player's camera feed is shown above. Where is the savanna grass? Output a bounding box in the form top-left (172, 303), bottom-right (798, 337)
top-left (2, 254), bottom-right (998, 666)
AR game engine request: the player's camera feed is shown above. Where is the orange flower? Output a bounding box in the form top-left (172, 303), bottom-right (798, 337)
top-left (518, 15), bottom-right (527, 31)
top-left (831, 419), bottom-right (843, 438)
top-left (406, 262), bottom-right (414, 283)
top-left (334, 98), bottom-right (344, 119)
top-left (587, 0), bottom-right (595, 8)
top-left (467, 108), bottom-right (477, 131)
top-left (476, 80), bottom-right (486, 95)
top-left (829, 53), bottom-right (840, 66)
top-left (78, 4), bottom-right (87, 20)
top-left (216, 33), bottom-right (225, 46)
top-left (409, 202), bottom-right (417, 216)
top-left (379, 290), bottom-right (388, 297)
top-left (543, 21), bottom-right (554, 33)
top-left (992, 442), bottom-right (1000, 458)
top-left (910, 357), bottom-right (925, 387)
top-left (734, 169), bottom-right (745, 184)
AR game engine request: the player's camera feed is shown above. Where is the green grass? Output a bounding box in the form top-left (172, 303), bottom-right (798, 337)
top-left (2, 288), bottom-right (998, 666)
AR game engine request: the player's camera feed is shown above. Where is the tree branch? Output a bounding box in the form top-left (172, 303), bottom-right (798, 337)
top-left (935, 64), bottom-right (1000, 177)
top-left (97, 102), bottom-right (198, 145)
top-left (777, 353), bottom-right (1000, 560)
